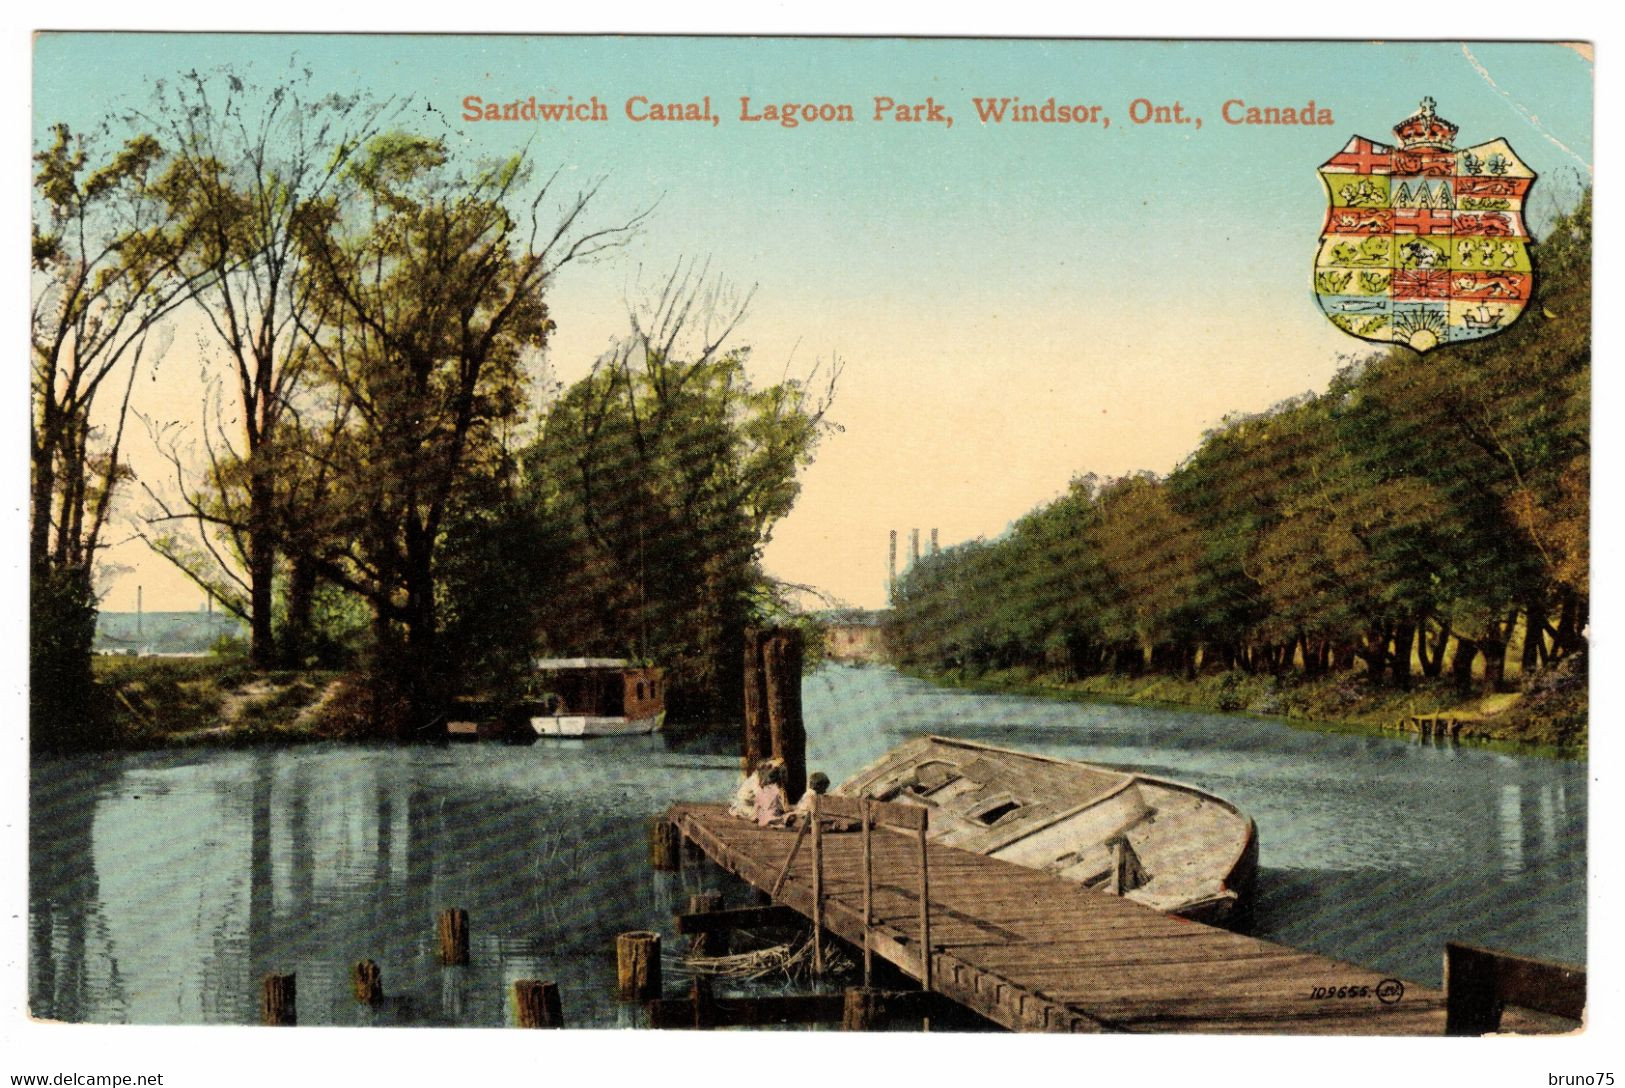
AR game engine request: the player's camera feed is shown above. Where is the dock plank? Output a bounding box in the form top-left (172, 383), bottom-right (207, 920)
top-left (666, 803), bottom-right (1556, 1036)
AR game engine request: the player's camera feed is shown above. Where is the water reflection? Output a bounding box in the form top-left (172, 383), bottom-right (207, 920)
top-left (30, 665), bottom-right (1586, 1025)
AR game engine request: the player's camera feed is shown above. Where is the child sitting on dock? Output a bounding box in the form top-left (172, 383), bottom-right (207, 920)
top-left (786, 772), bottom-right (856, 831)
top-left (789, 772), bottom-right (831, 823)
top-left (729, 758), bottom-right (781, 820)
top-left (754, 763), bottom-right (790, 827)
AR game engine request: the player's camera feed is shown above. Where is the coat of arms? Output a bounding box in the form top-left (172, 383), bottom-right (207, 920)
top-left (1314, 98), bottom-right (1536, 352)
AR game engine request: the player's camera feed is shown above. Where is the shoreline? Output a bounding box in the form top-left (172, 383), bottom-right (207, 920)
top-left (47, 656), bottom-right (355, 753)
top-left (894, 662), bottom-right (1587, 759)
top-left (41, 654), bottom-right (1587, 760)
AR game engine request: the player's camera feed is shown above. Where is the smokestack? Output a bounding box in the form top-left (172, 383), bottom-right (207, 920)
top-left (137, 585), bottom-right (143, 637)
top-left (888, 530), bottom-right (898, 604)
top-left (910, 528), bottom-right (920, 567)
top-left (931, 528), bottom-right (939, 555)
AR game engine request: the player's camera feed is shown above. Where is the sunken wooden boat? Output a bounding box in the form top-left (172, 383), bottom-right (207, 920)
top-left (835, 736), bottom-right (1258, 926)
top-left (528, 658), bottom-right (666, 737)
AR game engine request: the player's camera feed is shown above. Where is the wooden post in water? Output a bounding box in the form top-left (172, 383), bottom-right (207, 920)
top-left (261, 973), bottom-right (297, 1025)
top-left (916, 812), bottom-right (932, 996)
top-left (351, 959), bottom-right (383, 1004)
top-left (686, 891), bottom-right (723, 957)
top-left (861, 799), bottom-right (875, 987)
top-left (843, 986), bottom-right (885, 1031)
top-left (810, 793), bottom-right (825, 974)
top-left (438, 908), bottom-right (470, 966)
top-left (689, 976), bottom-right (716, 1029)
top-left (513, 980), bottom-right (564, 1028)
top-left (763, 628), bottom-right (807, 804)
top-left (742, 628), bottom-right (773, 770)
top-left (649, 818), bottom-right (682, 871)
top-left (616, 931), bottom-right (662, 1001)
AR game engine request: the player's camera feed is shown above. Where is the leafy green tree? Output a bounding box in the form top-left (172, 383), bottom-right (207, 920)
top-left (1341, 193), bottom-right (1589, 691)
top-left (1017, 479), bottom-right (1111, 676)
top-left (435, 463), bottom-right (570, 710)
top-left (874, 189), bottom-right (1588, 704)
top-left (531, 268), bottom-right (838, 719)
top-left (136, 69), bottom-right (397, 667)
top-left (1086, 473), bottom-right (1201, 675)
top-left (1166, 408), bottom-right (1300, 672)
top-left (294, 133), bottom-right (640, 736)
top-left (31, 122), bottom-right (204, 743)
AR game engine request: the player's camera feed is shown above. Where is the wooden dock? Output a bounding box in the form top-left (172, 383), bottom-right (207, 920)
top-left (666, 802), bottom-right (1564, 1035)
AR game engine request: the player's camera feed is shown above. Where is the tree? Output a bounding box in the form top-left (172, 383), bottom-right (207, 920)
top-left (532, 266), bottom-right (838, 720)
top-left (1342, 192), bottom-right (1590, 690)
top-left (137, 67), bottom-right (397, 667)
top-left (1167, 410), bottom-right (1286, 672)
top-left (870, 194), bottom-right (1589, 704)
top-left (30, 122), bottom-right (204, 742)
top-left (294, 133), bottom-right (642, 737)
top-left (1087, 474), bottom-right (1201, 675)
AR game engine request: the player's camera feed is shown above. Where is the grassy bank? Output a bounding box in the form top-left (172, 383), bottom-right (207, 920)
top-left (80, 656), bottom-right (352, 749)
top-left (904, 658), bottom-right (1587, 756)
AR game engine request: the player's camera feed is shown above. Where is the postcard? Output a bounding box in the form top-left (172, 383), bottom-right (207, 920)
top-left (21, 28), bottom-right (1596, 1081)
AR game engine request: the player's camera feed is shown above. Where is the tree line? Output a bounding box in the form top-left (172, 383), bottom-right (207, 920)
top-left (889, 191), bottom-right (1589, 697)
top-left (31, 69), bottom-right (837, 745)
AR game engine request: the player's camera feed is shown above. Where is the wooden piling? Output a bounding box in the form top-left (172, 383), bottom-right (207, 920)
top-left (261, 972), bottom-right (297, 1026)
top-left (689, 976), bottom-right (716, 1029)
top-left (513, 980), bottom-right (564, 1028)
top-left (916, 812), bottom-right (933, 995)
top-left (437, 908), bottom-right (470, 966)
top-left (351, 959), bottom-right (383, 1005)
top-left (616, 931), bottom-right (662, 1001)
top-left (650, 818), bottom-right (682, 871)
top-left (843, 986), bottom-right (884, 1031)
top-left (742, 628), bottom-right (773, 769)
top-left (811, 794), bottom-right (825, 974)
top-left (763, 628), bottom-right (807, 803)
top-left (862, 799), bottom-right (875, 986)
top-left (1444, 940), bottom-right (1585, 1036)
top-left (686, 892), bottom-right (724, 957)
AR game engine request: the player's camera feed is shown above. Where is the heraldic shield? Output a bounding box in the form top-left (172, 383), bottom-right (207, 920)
top-left (1314, 98), bottom-right (1536, 353)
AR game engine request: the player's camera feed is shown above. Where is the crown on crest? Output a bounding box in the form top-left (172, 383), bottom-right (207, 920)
top-left (1392, 97), bottom-right (1458, 150)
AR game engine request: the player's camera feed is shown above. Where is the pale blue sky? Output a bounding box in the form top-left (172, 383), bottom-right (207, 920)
top-left (33, 37), bottom-right (1595, 610)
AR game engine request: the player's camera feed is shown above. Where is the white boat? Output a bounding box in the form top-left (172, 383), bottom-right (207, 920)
top-left (529, 658), bottom-right (667, 738)
top-left (836, 735), bottom-right (1258, 925)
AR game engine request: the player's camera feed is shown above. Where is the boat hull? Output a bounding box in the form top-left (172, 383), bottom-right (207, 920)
top-left (530, 711), bottom-right (665, 738)
top-left (837, 735), bottom-right (1258, 926)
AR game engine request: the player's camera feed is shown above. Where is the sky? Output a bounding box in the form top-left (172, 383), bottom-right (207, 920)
top-left (32, 37), bottom-right (1594, 613)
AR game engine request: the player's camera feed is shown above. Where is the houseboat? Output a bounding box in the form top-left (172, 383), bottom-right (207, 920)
top-left (836, 735), bottom-right (1258, 925)
top-left (528, 658), bottom-right (667, 737)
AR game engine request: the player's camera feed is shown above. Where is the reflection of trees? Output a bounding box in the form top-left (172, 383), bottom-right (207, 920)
top-left (29, 759), bottom-right (122, 1020)
top-left (287, 771), bottom-right (314, 920)
top-left (245, 750), bottom-right (274, 1023)
top-left (32, 746), bottom-right (744, 1026)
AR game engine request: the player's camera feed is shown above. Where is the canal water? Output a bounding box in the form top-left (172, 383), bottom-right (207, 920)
top-left (28, 665), bottom-right (1585, 1026)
